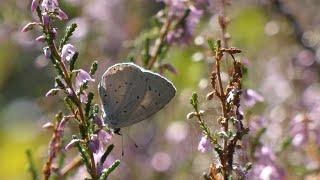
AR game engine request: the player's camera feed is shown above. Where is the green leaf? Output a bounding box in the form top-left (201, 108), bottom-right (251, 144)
top-left (190, 92), bottom-right (198, 110)
top-left (69, 52), bottom-right (79, 71)
top-left (25, 149), bottom-right (39, 180)
top-left (280, 137), bottom-right (292, 152)
top-left (207, 39), bottom-right (216, 52)
top-left (85, 92), bottom-right (94, 118)
top-left (59, 23), bottom-right (78, 51)
top-left (90, 61), bottom-right (98, 76)
top-left (100, 144), bottom-right (115, 165)
top-left (99, 160), bottom-right (121, 180)
top-left (142, 38), bottom-right (150, 66)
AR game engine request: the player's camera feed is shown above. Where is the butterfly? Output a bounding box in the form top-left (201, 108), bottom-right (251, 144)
top-left (98, 63), bottom-right (176, 129)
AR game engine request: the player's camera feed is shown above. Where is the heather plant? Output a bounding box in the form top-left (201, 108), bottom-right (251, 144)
top-left (9, 0), bottom-right (320, 180)
top-left (23, 0), bottom-right (119, 179)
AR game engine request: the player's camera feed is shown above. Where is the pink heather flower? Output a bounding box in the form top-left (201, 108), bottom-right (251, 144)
top-left (198, 135), bottom-right (212, 153)
top-left (80, 91), bottom-right (88, 103)
top-left (61, 44), bottom-right (76, 62)
top-left (65, 139), bottom-right (80, 151)
top-left (75, 69), bottom-right (95, 89)
top-left (45, 88), bottom-right (60, 97)
top-left (52, 28), bottom-right (57, 39)
top-left (35, 35), bottom-right (46, 42)
top-left (31, 0), bottom-right (39, 12)
top-left (42, 13), bottom-right (50, 27)
top-left (97, 129), bottom-right (112, 146)
top-left (21, 22), bottom-right (38, 32)
top-left (57, 9), bottom-right (68, 20)
top-left (94, 115), bottom-right (105, 129)
top-left (242, 89), bottom-right (264, 107)
top-left (89, 135), bottom-right (100, 154)
top-left (290, 114), bottom-right (310, 147)
top-left (41, 0), bottom-right (59, 12)
top-left (247, 146), bottom-right (285, 180)
top-left (151, 152), bottom-right (172, 172)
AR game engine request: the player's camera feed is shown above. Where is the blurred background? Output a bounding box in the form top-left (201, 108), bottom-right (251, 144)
top-left (1, 0), bottom-right (320, 179)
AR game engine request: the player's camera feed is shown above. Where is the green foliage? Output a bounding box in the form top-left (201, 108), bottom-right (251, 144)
top-left (190, 92), bottom-right (198, 110)
top-left (89, 61), bottom-right (98, 76)
top-left (59, 23), bottom-right (78, 51)
top-left (25, 149), bottom-right (38, 180)
top-left (99, 160), bottom-right (121, 180)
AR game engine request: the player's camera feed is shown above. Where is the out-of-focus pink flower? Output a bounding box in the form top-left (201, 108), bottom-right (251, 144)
top-left (31, 0), bottom-right (39, 12)
top-left (247, 146), bottom-right (285, 180)
top-left (242, 89), bottom-right (264, 107)
top-left (296, 50), bottom-right (315, 67)
top-left (61, 44), bottom-right (76, 62)
top-left (151, 152), bottom-right (172, 172)
top-left (198, 135), bottom-right (212, 153)
top-left (249, 116), bottom-right (266, 133)
top-left (290, 114), bottom-right (310, 147)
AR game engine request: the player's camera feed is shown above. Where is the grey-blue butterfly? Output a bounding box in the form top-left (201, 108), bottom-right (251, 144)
top-left (98, 63), bottom-right (176, 129)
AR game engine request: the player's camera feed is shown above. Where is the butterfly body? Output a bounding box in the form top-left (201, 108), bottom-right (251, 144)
top-left (98, 63), bottom-right (176, 128)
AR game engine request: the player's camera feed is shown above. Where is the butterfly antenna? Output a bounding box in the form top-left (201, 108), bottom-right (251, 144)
top-left (127, 133), bottom-right (139, 148)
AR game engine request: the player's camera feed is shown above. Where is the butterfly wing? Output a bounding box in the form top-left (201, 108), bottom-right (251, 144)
top-left (118, 70), bottom-right (176, 127)
top-left (98, 63), bottom-right (147, 128)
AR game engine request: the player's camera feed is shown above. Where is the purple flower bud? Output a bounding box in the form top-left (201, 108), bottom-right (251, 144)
top-left (31, 0), bottom-right (39, 12)
top-left (97, 130), bottom-right (112, 146)
top-left (242, 89), bottom-right (264, 107)
top-left (21, 22), bottom-right (38, 32)
top-left (75, 69), bottom-right (95, 89)
top-left (61, 44), bottom-right (76, 62)
top-left (52, 28), bottom-right (57, 39)
top-left (88, 135), bottom-right (100, 153)
top-left (198, 135), bottom-right (212, 153)
top-left (42, 13), bottom-right (50, 27)
top-left (65, 139), bottom-right (80, 151)
top-left (56, 9), bottom-right (68, 20)
top-left (41, 0), bottom-right (59, 12)
top-left (36, 35), bottom-right (46, 42)
top-left (80, 92), bottom-right (88, 103)
top-left (43, 46), bottom-right (51, 59)
top-left (45, 88), bottom-right (60, 97)
top-left (94, 115), bottom-right (105, 129)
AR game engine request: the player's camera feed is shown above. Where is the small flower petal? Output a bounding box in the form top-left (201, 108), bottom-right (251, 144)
top-left (31, 0), bottom-right (39, 12)
top-left (36, 35), bottom-right (46, 42)
top-left (65, 139), bottom-right (81, 151)
top-left (61, 44), bottom-right (76, 62)
top-left (21, 22), bottom-right (38, 32)
top-left (45, 88), bottom-right (60, 97)
top-left (198, 135), bottom-right (212, 153)
top-left (56, 9), bottom-right (68, 20)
